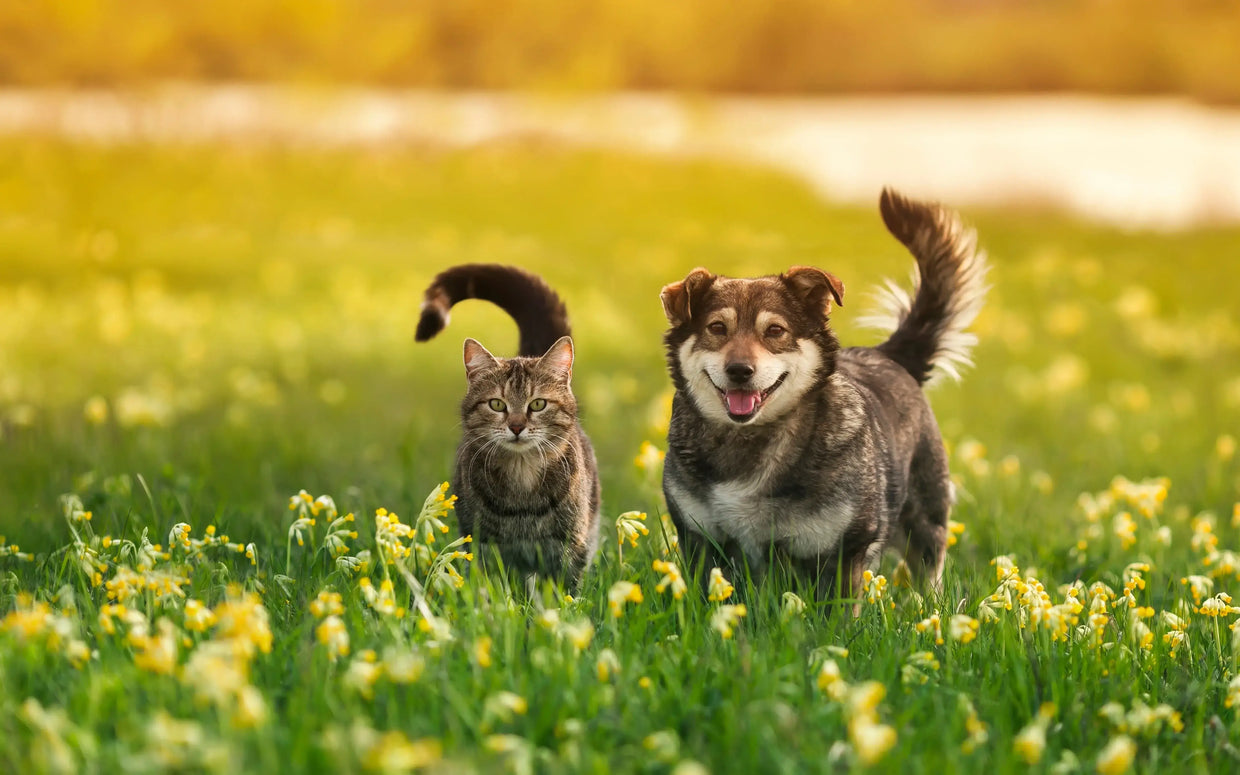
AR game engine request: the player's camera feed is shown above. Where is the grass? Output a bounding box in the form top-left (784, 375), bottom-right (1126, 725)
top-left (1, 139), bottom-right (1239, 773)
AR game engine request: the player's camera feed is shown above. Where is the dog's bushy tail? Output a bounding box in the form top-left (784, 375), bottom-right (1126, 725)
top-left (864, 188), bottom-right (990, 385)
top-left (415, 264), bottom-right (570, 356)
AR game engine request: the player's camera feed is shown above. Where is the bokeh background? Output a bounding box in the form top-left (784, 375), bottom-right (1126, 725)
top-left (4, 0), bottom-right (1240, 99)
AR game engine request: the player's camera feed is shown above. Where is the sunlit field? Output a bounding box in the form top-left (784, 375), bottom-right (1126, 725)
top-left (2, 139), bottom-right (1240, 773)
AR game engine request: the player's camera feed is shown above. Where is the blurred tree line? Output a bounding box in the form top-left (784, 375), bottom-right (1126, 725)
top-left (4, 0), bottom-right (1238, 101)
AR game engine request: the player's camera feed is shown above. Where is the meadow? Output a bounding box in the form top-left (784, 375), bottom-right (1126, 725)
top-left (1, 138), bottom-right (1240, 773)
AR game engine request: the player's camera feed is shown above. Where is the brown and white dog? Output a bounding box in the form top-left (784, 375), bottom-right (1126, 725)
top-left (659, 189), bottom-right (988, 601)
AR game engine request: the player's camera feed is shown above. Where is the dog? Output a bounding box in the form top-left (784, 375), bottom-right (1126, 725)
top-left (659, 188), bottom-right (988, 602)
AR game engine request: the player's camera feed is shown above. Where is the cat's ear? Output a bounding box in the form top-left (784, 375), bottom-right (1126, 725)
top-left (539, 336), bottom-right (574, 382)
top-left (463, 338), bottom-right (499, 380)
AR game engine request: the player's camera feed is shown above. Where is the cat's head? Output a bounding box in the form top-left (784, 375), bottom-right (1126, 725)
top-left (460, 336), bottom-right (579, 453)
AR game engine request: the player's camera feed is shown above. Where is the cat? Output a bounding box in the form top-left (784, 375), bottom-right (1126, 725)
top-left (416, 264), bottom-right (601, 590)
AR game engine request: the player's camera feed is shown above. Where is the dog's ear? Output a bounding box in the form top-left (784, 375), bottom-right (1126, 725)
top-left (660, 268), bottom-right (715, 326)
top-left (463, 338), bottom-right (499, 380)
top-left (783, 266), bottom-right (844, 315)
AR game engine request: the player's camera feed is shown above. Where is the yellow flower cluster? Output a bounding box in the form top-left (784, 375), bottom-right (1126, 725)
top-left (1097, 699), bottom-right (1184, 736)
top-left (536, 608), bottom-right (596, 652)
top-left (980, 559), bottom-right (1083, 642)
top-left (616, 511), bottom-right (650, 549)
top-left (652, 559), bottom-right (687, 599)
top-left (634, 440), bottom-right (665, 472)
top-left (1013, 702), bottom-right (1056, 764)
top-left (710, 604), bottom-right (747, 639)
top-left (607, 581), bottom-right (644, 618)
top-left (1, 595), bottom-right (91, 667)
top-left (707, 567), bottom-right (734, 602)
top-left (861, 569), bottom-right (889, 606)
top-left (815, 657), bottom-right (900, 764)
top-left (0, 534), bottom-right (33, 562)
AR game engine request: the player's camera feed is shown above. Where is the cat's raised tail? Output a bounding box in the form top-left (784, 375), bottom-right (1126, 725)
top-left (415, 264), bottom-right (571, 357)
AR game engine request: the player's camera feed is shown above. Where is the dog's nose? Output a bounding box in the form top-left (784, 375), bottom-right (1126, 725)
top-left (725, 362), bottom-right (755, 383)
top-left (509, 422), bottom-right (526, 436)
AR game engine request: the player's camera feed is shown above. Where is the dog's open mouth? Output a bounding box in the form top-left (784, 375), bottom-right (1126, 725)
top-left (715, 373), bottom-right (787, 422)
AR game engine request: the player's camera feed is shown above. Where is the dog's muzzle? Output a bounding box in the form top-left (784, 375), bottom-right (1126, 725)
top-left (715, 372), bottom-right (788, 423)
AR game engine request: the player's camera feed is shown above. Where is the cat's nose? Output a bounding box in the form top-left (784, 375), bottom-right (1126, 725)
top-left (509, 422), bottom-right (526, 436)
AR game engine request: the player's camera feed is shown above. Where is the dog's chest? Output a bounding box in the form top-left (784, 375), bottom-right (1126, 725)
top-left (672, 474), bottom-right (855, 566)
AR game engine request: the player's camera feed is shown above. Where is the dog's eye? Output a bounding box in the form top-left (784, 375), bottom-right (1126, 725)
top-left (707, 322), bottom-right (727, 336)
top-left (528, 398), bottom-right (547, 412)
top-left (488, 398), bottom-right (507, 412)
top-left (765, 324), bottom-right (786, 338)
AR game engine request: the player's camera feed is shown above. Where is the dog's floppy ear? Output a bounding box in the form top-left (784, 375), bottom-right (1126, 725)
top-left (463, 338), bottom-right (499, 380)
top-left (660, 268), bottom-right (715, 326)
top-left (783, 266), bottom-right (844, 315)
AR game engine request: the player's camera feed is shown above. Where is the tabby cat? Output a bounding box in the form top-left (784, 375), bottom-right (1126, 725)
top-left (416, 264), bottom-right (601, 590)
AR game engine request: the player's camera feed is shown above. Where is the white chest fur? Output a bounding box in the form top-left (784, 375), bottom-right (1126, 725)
top-left (667, 475), bottom-right (855, 568)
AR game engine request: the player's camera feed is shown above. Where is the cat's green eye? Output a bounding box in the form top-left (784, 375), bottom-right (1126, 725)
top-left (488, 398), bottom-right (507, 412)
top-left (529, 398), bottom-right (547, 412)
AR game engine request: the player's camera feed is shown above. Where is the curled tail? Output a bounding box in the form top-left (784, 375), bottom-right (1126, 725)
top-left (865, 188), bottom-right (990, 385)
top-left (416, 264), bottom-right (571, 357)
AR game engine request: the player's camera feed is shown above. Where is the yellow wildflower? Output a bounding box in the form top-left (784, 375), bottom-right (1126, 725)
top-left (559, 619), bottom-right (595, 652)
top-left (233, 685), bottom-right (269, 728)
top-left (309, 590), bottom-right (344, 619)
top-left (960, 696), bottom-right (988, 754)
top-left (710, 604), bottom-right (747, 639)
top-left (1113, 512), bottom-right (1137, 550)
top-left (382, 647), bottom-right (426, 684)
top-left (596, 648), bottom-right (621, 682)
top-left (1181, 575), bottom-right (1214, 604)
top-left (132, 619), bottom-right (179, 675)
top-left (615, 511), bottom-right (649, 548)
top-left (652, 559), bottom-right (687, 600)
top-left (643, 730), bottom-right (680, 762)
top-left (1226, 675), bottom-right (1240, 709)
top-left (316, 615), bottom-right (350, 661)
top-left (212, 589), bottom-right (273, 657)
top-left (607, 581), bottom-right (644, 618)
top-left (362, 733), bottom-right (443, 772)
top-left (849, 716), bottom-right (897, 766)
top-left (816, 659), bottom-right (848, 700)
top-left (485, 691), bottom-right (528, 721)
top-left (1013, 703), bottom-right (1056, 765)
top-left (916, 612), bottom-right (944, 645)
top-left (862, 570), bottom-right (888, 604)
top-left (473, 636), bottom-right (493, 669)
top-left (1198, 592), bottom-right (1240, 617)
top-left (634, 441), bottom-right (665, 471)
top-left (1095, 735), bottom-right (1136, 775)
top-left (344, 658), bottom-right (383, 699)
top-left (707, 567), bottom-right (734, 602)
top-left (1218, 434), bottom-right (1237, 462)
top-left (782, 591), bottom-right (807, 618)
top-left (949, 614), bottom-right (980, 643)
top-left (182, 599), bottom-right (216, 633)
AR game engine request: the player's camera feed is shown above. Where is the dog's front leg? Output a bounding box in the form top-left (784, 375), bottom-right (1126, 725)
top-left (803, 547), bottom-right (873, 617)
top-left (665, 499), bottom-right (740, 595)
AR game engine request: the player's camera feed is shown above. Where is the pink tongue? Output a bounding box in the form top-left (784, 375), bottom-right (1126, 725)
top-left (725, 390), bottom-right (761, 416)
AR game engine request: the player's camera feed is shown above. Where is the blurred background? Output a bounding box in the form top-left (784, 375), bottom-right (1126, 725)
top-left (4, 0), bottom-right (1240, 98)
top-left (1, 1), bottom-right (1238, 553)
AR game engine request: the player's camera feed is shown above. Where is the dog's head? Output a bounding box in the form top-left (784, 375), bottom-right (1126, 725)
top-left (660, 266), bottom-right (844, 426)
